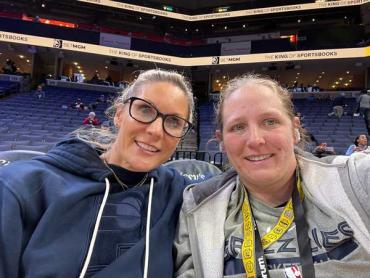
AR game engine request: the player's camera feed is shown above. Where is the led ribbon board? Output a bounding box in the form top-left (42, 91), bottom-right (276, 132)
top-left (77, 0), bottom-right (370, 21)
top-left (0, 31), bottom-right (368, 66)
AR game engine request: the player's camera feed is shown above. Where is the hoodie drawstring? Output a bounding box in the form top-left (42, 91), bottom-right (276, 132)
top-left (79, 178), bottom-right (111, 278)
top-left (79, 177), bottom-right (155, 278)
top-left (143, 177), bottom-right (154, 278)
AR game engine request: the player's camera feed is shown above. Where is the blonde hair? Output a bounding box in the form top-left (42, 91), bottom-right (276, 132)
top-left (75, 69), bottom-right (194, 150)
top-left (106, 69), bottom-right (194, 123)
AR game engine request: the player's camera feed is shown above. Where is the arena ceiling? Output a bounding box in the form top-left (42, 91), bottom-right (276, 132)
top-left (130, 0), bottom-right (311, 12)
top-left (0, 0), bottom-right (368, 90)
top-left (0, 0), bottom-right (363, 41)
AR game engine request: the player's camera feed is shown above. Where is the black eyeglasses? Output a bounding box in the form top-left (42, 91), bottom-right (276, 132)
top-left (124, 97), bottom-right (192, 138)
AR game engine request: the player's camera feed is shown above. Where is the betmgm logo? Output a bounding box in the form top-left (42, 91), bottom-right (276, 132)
top-left (211, 56), bottom-right (220, 65)
top-left (53, 39), bottom-right (63, 49)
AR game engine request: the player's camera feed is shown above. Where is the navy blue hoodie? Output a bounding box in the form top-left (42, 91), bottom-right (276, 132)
top-left (0, 138), bottom-right (188, 277)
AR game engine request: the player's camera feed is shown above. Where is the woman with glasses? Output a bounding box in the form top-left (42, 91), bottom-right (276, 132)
top-left (0, 69), bottom-right (196, 278)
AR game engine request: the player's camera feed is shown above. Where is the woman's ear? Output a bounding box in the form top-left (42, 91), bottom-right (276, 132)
top-left (114, 106), bottom-right (123, 128)
top-left (293, 117), bottom-right (301, 144)
top-left (294, 129), bottom-right (301, 144)
top-left (293, 116), bottom-right (301, 128)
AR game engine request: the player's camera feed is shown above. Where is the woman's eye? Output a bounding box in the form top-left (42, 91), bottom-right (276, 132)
top-left (264, 119), bottom-right (278, 126)
top-left (166, 116), bottom-right (181, 128)
top-left (231, 123), bottom-right (245, 132)
top-left (138, 105), bottom-right (153, 114)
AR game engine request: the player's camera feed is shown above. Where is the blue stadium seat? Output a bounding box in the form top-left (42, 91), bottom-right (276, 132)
top-left (12, 144), bottom-right (51, 153)
top-left (0, 150), bottom-right (45, 167)
top-left (164, 159), bottom-right (222, 184)
top-left (0, 144), bottom-right (12, 152)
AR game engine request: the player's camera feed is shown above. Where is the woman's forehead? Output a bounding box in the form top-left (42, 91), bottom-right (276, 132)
top-left (134, 83), bottom-right (188, 113)
top-left (135, 81), bottom-right (184, 97)
top-left (225, 84), bottom-right (282, 108)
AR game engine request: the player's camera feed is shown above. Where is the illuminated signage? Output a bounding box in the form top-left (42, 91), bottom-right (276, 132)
top-left (77, 0), bottom-right (369, 21)
top-left (0, 31), bottom-right (368, 67)
top-left (163, 5), bottom-right (173, 12)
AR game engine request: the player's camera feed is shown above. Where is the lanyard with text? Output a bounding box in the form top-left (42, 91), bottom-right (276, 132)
top-left (241, 172), bottom-right (315, 278)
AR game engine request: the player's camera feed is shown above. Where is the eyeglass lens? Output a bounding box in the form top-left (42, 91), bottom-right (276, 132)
top-left (129, 98), bottom-right (189, 138)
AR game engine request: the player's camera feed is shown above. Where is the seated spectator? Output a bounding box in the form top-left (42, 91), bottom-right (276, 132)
top-left (345, 134), bottom-right (368, 155)
top-left (71, 98), bottom-right (85, 111)
top-left (328, 93), bottom-right (346, 118)
top-left (34, 85), bottom-right (45, 99)
top-left (82, 112), bottom-right (100, 126)
top-left (312, 142), bottom-right (336, 158)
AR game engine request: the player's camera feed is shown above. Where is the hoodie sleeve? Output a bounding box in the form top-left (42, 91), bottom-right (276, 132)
top-left (0, 182), bottom-right (25, 278)
top-left (173, 207), bottom-right (196, 278)
top-left (351, 153), bottom-right (370, 215)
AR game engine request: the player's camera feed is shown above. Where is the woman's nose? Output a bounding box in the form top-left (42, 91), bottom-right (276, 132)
top-left (246, 127), bottom-right (265, 147)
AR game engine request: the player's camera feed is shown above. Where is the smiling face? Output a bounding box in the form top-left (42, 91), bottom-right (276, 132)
top-left (357, 134), bottom-right (368, 146)
top-left (220, 83), bottom-right (298, 193)
top-left (108, 81), bottom-right (189, 172)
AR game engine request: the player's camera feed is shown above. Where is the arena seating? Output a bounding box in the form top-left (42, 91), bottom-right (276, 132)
top-left (0, 86), bottom-right (110, 152)
top-left (164, 158), bottom-right (222, 183)
top-left (295, 98), bottom-right (368, 154)
top-left (1, 87), bottom-right (366, 166)
top-left (0, 150), bottom-right (45, 167)
top-left (0, 80), bottom-right (19, 97)
top-left (198, 97), bottom-right (368, 155)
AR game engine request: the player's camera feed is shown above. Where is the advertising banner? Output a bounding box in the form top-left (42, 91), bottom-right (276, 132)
top-left (0, 31), bottom-right (368, 67)
top-left (78, 0), bottom-right (369, 21)
top-left (221, 41), bottom-right (251, 56)
top-left (99, 32), bottom-right (131, 49)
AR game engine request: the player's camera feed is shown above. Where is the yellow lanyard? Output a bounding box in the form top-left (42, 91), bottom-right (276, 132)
top-left (241, 176), bottom-right (304, 278)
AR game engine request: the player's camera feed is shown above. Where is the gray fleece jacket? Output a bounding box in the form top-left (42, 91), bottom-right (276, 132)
top-left (174, 152), bottom-right (370, 278)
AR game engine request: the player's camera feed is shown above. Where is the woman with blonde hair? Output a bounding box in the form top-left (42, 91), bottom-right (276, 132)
top-left (1, 69), bottom-right (195, 278)
top-left (175, 73), bottom-right (370, 278)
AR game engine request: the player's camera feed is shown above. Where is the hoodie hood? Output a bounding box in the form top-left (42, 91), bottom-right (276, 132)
top-left (35, 137), bottom-right (111, 182)
top-left (35, 137), bottom-right (162, 183)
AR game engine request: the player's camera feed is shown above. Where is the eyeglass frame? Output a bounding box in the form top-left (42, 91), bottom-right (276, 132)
top-left (123, 97), bottom-right (192, 138)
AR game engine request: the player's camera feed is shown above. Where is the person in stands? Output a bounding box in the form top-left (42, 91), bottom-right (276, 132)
top-left (71, 98), bottom-right (85, 111)
top-left (175, 73), bottom-right (370, 278)
top-left (345, 134), bottom-right (368, 155)
top-left (312, 142), bottom-right (336, 158)
top-left (0, 69), bottom-right (196, 277)
top-left (83, 111), bottom-right (101, 126)
top-left (34, 84), bottom-right (46, 99)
